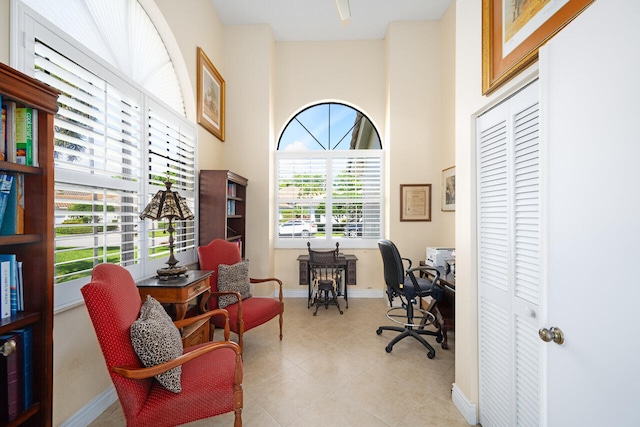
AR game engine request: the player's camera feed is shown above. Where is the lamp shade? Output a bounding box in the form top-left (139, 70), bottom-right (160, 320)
top-left (140, 180), bottom-right (194, 221)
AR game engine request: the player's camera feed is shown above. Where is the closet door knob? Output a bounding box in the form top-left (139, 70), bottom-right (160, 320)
top-left (538, 326), bottom-right (565, 345)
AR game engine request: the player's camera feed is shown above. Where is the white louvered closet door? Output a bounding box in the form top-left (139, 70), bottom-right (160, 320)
top-left (477, 80), bottom-right (541, 427)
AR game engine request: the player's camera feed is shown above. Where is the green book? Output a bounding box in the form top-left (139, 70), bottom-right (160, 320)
top-left (14, 107), bottom-right (33, 166)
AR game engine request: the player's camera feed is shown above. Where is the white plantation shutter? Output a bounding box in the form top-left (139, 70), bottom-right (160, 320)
top-left (17, 10), bottom-right (197, 309)
top-left (477, 80), bottom-right (541, 427)
top-left (144, 104), bottom-right (197, 261)
top-left (331, 154), bottom-right (382, 240)
top-left (276, 150), bottom-right (383, 248)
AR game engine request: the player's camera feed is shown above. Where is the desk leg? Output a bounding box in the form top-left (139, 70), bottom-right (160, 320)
top-left (344, 276), bottom-right (348, 308)
top-left (434, 307), bottom-right (448, 350)
top-left (174, 302), bottom-right (188, 321)
top-left (198, 289), bottom-right (211, 314)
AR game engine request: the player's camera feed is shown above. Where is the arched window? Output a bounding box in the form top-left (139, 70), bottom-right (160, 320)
top-left (276, 103), bottom-right (383, 249)
top-left (14, 0), bottom-right (196, 310)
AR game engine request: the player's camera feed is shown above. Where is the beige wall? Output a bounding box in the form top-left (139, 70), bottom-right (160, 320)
top-left (0, 0), bottom-right (8, 63)
top-left (271, 20), bottom-right (456, 294)
top-left (0, 0), bottom-right (458, 423)
top-left (221, 25), bottom-right (276, 282)
top-left (273, 38), bottom-right (388, 292)
top-left (453, 0), bottom-right (540, 416)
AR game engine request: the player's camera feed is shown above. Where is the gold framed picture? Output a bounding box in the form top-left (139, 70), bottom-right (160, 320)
top-left (441, 166), bottom-right (455, 212)
top-left (400, 184), bottom-right (431, 222)
top-left (482, 0), bottom-right (594, 95)
top-left (197, 47), bottom-right (225, 141)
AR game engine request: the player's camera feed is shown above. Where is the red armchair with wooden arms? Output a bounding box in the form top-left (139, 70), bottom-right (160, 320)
top-left (81, 263), bottom-right (243, 427)
top-left (197, 239), bottom-right (284, 350)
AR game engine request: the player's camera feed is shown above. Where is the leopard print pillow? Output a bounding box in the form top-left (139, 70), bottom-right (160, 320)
top-left (217, 260), bottom-right (252, 309)
top-left (130, 295), bottom-right (183, 393)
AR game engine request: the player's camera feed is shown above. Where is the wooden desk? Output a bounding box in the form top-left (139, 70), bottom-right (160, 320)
top-left (137, 270), bottom-right (213, 347)
top-left (297, 254), bottom-right (357, 308)
top-left (137, 270), bottom-right (213, 320)
top-left (419, 262), bottom-right (455, 349)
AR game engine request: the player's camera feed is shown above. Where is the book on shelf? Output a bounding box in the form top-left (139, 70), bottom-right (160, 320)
top-left (227, 182), bottom-right (236, 197)
top-left (2, 101), bottom-right (16, 163)
top-left (0, 332), bottom-right (23, 422)
top-left (0, 95), bottom-right (5, 161)
top-left (0, 260), bottom-right (10, 319)
top-left (0, 254), bottom-right (17, 318)
top-left (13, 326), bottom-right (33, 411)
top-left (16, 262), bottom-right (23, 312)
top-left (0, 174), bottom-right (18, 235)
top-left (15, 107), bottom-right (35, 166)
top-left (30, 109), bottom-right (38, 167)
top-left (0, 174), bottom-right (14, 232)
top-left (227, 200), bottom-right (236, 215)
top-left (15, 174), bottom-right (24, 234)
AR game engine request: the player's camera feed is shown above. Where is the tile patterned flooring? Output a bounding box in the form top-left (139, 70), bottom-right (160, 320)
top-left (89, 297), bottom-right (468, 426)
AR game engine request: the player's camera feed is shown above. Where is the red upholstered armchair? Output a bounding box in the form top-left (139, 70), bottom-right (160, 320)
top-left (81, 263), bottom-right (243, 427)
top-left (198, 239), bottom-right (284, 350)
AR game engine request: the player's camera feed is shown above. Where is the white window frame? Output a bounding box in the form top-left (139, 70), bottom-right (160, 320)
top-left (12, 1), bottom-right (197, 311)
top-left (275, 105), bottom-right (384, 250)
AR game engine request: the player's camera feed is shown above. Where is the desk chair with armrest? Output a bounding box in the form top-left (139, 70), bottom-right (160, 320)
top-left (376, 239), bottom-right (444, 358)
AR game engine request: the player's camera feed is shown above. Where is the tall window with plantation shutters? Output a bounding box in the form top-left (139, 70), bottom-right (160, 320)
top-left (276, 102), bottom-right (383, 249)
top-left (14, 0), bottom-right (196, 310)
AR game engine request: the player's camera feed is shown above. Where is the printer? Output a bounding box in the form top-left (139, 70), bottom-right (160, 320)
top-left (426, 247), bottom-right (455, 267)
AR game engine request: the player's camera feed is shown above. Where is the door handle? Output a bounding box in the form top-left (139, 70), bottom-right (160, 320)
top-left (538, 326), bottom-right (564, 345)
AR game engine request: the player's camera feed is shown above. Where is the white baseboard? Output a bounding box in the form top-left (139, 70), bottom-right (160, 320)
top-left (60, 386), bottom-right (117, 427)
top-left (452, 383), bottom-right (478, 425)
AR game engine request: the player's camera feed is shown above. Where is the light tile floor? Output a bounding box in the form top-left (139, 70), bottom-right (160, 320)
top-left (89, 297), bottom-right (469, 426)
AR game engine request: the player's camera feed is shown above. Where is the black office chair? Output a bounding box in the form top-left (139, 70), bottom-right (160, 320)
top-left (307, 242), bottom-right (344, 315)
top-left (376, 239), bottom-right (444, 358)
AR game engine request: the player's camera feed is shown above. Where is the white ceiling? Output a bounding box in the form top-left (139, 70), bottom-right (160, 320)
top-left (210, 0), bottom-right (451, 42)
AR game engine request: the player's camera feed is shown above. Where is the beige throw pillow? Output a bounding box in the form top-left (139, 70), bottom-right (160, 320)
top-left (217, 260), bottom-right (252, 309)
top-left (130, 295), bottom-right (183, 393)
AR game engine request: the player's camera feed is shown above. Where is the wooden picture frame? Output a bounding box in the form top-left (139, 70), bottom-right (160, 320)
top-left (442, 166), bottom-right (455, 212)
top-left (197, 47), bottom-right (225, 141)
top-left (400, 184), bottom-right (431, 222)
top-left (482, 0), bottom-right (594, 95)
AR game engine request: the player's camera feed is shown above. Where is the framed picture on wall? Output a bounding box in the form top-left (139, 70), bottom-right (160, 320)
top-left (400, 184), bottom-right (431, 222)
top-left (197, 47), bottom-right (225, 141)
top-left (442, 166), bottom-right (455, 212)
top-left (482, 0), bottom-right (594, 95)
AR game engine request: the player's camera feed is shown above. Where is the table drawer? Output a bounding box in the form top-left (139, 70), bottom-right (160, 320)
top-left (185, 276), bottom-right (210, 299)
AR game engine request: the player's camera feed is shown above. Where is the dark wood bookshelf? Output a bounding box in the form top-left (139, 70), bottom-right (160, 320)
top-left (0, 62), bottom-right (59, 426)
top-left (199, 170), bottom-right (248, 258)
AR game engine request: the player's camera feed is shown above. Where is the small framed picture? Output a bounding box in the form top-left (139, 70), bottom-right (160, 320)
top-left (197, 47), bottom-right (225, 141)
top-left (400, 184), bottom-right (431, 222)
top-left (442, 166), bottom-right (455, 212)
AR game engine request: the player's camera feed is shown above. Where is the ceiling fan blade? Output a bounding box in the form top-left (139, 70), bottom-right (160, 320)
top-left (334, 0), bottom-right (351, 21)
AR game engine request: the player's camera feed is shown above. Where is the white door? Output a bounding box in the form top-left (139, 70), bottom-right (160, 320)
top-left (477, 80), bottom-right (542, 427)
top-left (542, 0), bottom-right (640, 424)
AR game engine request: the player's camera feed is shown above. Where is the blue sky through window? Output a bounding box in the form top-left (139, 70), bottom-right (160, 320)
top-left (279, 103), bottom-right (376, 151)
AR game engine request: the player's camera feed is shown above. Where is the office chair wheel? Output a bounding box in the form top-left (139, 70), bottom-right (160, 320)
top-left (385, 345), bottom-right (393, 353)
top-left (436, 335), bottom-right (443, 343)
top-left (427, 350), bottom-right (435, 359)
top-left (376, 328), bottom-right (383, 335)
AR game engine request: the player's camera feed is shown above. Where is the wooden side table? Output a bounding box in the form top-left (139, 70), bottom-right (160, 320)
top-left (137, 270), bottom-right (213, 346)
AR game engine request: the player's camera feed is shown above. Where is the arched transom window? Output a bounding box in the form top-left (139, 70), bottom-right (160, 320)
top-left (276, 103), bottom-right (383, 249)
